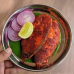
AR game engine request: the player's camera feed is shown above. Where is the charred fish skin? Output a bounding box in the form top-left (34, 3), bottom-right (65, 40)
top-left (35, 20), bottom-right (60, 69)
top-left (21, 14), bottom-right (52, 60)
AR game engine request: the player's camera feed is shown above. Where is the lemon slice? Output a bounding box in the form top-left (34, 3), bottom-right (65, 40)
top-left (18, 22), bottom-right (33, 39)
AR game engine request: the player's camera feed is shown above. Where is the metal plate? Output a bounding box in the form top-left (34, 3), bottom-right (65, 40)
top-left (2, 4), bottom-right (72, 71)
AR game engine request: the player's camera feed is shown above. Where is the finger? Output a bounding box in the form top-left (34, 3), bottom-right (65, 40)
top-left (5, 67), bottom-right (23, 74)
top-left (4, 60), bottom-right (14, 68)
top-left (0, 35), bottom-right (1, 44)
top-left (0, 48), bottom-right (12, 62)
top-left (0, 62), bottom-right (4, 74)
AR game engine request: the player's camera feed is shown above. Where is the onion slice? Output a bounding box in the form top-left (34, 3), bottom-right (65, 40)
top-left (10, 14), bottom-right (18, 21)
top-left (10, 8), bottom-right (33, 21)
top-left (22, 8), bottom-right (33, 12)
top-left (17, 11), bottom-right (35, 26)
top-left (5, 27), bottom-right (9, 47)
top-left (11, 18), bottom-right (22, 31)
top-left (7, 25), bottom-right (21, 41)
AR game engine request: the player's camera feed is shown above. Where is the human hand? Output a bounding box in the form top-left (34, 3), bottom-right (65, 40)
top-left (0, 35), bottom-right (23, 74)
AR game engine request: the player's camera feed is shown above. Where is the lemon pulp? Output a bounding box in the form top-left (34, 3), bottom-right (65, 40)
top-left (18, 22), bottom-right (33, 39)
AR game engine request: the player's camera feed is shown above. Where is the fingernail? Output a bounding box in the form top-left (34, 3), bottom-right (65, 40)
top-left (4, 48), bottom-right (12, 53)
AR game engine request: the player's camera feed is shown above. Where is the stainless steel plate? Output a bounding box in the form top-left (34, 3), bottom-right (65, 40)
top-left (2, 4), bottom-right (72, 71)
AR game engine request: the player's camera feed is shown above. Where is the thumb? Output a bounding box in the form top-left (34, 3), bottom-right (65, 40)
top-left (0, 48), bottom-right (12, 62)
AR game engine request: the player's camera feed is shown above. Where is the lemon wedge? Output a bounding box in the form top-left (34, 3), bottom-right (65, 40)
top-left (18, 22), bottom-right (33, 39)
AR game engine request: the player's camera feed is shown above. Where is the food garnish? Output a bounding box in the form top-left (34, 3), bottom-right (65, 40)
top-left (6, 8), bottom-right (35, 41)
top-left (18, 22), bottom-right (33, 39)
top-left (7, 25), bottom-right (21, 41)
top-left (11, 18), bottom-right (21, 31)
top-left (17, 10), bottom-right (35, 26)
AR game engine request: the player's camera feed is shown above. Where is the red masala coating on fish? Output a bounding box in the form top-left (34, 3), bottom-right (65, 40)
top-left (21, 14), bottom-right (52, 60)
top-left (35, 20), bottom-right (60, 69)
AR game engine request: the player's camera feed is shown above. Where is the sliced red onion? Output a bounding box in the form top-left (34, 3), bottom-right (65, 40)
top-left (7, 25), bottom-right (21, 41)
top-left (10, 15), bottom-right (17, 21)
top-left (11, 18), bottom-right (22, 31)
top-left (10, 8), bottom-right (33, 21)
top-left (17, 11), bottom-right (35, 26)
top-left (10, 12), bottom-right (20, 21)
top-left (22, 8), bottom-right (33, 12)
top-left (5, 27), bottom-right (9, 47)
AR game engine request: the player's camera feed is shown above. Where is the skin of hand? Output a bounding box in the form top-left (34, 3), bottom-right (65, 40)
top-left (0, 35), bottom-right (23, 74)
